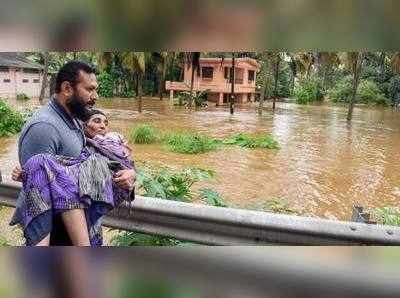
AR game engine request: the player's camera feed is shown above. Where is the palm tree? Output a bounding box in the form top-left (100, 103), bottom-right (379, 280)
top-left (317, 52), bottom-right (340, 92)
top-left (121, 52), bottom-right (148, 113)
top-left (340, 52), bottom-right (364, 121)
top-left (286, 52), bottom-right (298, 96)
top-left (271, 52), bottom-right (281, 111)
top-left (391, 52), bottom-right (400, 74)
top-left (184, 52), bottom-right (201, 108)
top-left (257, 51), bottom-right (272, 115)
top-left (297, 52), bottom-right (315, 80)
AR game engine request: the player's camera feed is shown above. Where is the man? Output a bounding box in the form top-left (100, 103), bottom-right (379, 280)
top-left (11, 60), bottom-right (135, 246)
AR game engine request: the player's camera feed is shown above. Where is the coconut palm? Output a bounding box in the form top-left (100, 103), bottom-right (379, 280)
top-left (121, 52), bottom-right (149, 113)
top-left (184, 52), bottom-right (201, 108)
top-left (316, 52), bottom-right (340, 91)
top-left (340, 52), bottom-right (364, 121)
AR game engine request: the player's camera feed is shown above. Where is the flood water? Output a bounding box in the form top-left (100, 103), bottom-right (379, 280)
top-left (1, 97), bottom-right (400, 221)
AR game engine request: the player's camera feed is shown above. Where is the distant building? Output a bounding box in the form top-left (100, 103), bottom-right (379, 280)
top-left (0, 53), bottom-right (49, 99)
top-left (166, 57), bottom-right (261, 104)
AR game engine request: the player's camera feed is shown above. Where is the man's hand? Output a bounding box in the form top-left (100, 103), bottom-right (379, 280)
top-left (11, 166), bottom-right (23, 182)
top-left (113, 169), bottom-right (136, 190)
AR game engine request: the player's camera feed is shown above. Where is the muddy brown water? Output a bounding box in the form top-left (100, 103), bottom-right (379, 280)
top-left (1, 97), bottom-right (400, 223)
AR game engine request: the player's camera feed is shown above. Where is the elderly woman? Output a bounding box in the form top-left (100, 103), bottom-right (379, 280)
top-left (10, 109), bottom-right (135, 246)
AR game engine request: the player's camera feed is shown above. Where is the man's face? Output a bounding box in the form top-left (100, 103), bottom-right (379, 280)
top-left (66, 70), bottom-right (98, 119)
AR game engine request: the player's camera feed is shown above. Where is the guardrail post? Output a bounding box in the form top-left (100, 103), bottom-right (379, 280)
top-left (351, 206), bottom-right (376, 224)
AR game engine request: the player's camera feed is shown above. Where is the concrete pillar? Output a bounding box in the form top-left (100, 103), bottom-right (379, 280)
top-left (169, 89), bottom-right (174, 100)
top-left (250, 93), bottom-right (255, 102)
top-left (219, 93), bottom-right (224, 105)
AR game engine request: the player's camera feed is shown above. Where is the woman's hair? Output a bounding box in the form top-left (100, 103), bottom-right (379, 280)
top-left (81, 109), bottom-right (107, 123)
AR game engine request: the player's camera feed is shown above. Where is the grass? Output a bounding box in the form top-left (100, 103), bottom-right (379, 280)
top-left (163, 132), bottom-right (221, 154)
top-left (371, 207), bottom-right (400, 227)
top-left (222, 133), bottom-right (280, 149)
top-left (129, 124), bottom-right (159, 144)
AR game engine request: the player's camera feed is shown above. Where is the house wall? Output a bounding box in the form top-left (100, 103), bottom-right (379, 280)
top-left (176, 59), bottom-right (259, 95)
top-left (0, 67), bottom-right (48, 99)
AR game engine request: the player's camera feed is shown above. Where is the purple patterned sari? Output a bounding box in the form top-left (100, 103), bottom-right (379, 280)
top-left (13, 135), bottom-right (134, 246)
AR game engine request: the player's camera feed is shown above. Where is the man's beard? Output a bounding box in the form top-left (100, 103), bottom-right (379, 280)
top-left (65, 91), bottom-right (92, 121)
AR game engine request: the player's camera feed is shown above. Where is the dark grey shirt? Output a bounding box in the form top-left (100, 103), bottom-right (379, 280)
top-left (18, 96), bottom-right (85, 165)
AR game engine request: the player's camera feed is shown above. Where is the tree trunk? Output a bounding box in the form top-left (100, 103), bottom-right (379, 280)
top-left (137, 72), bottom-right (143, 113)
top-left (159, 62), bottom-right (165, 100)
top-left (189, 65), bottom-right (195, 108)
top-left (272, 57), bottom-right (280, 111)
top-left (347, 59), bottom-right (361, 121)
top-left (39, 52), bottom-right (49, 104)
top-left (230, 54), bottom-right (235, 115)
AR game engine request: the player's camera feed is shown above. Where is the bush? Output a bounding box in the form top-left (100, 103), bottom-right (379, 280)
top-left (358, 80), bottom-right (388, 105)
top-left (328, 77), bottom-right (389, 105)
top-left (223, 133), bottom-right (280, 149)
top-left (388, 75), bottom-right (400, 106)
top-left (163, 132), bottom-right (220, 154)
top-left (0, 101), bottom-right (25, 137)
top-left (129, 124), bottom-right (158, 144)
top-left (16, 93), bottom-right (30, 100)
top-left (295, 77), bottom-right (324, 104)
top-left (97, 72), bottom-right (115, 98)
top-left (327, 76), bottom-right (353, 103)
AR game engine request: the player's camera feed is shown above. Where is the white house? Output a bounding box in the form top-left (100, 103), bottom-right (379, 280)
top-left (0, 53), bottom-right (49, 99)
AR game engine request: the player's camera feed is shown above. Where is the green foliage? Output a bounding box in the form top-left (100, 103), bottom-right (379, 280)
top-left (328, 77), bottom-right (389, 105)
top-left (246, 198), bottom-right (298, 215)
top-left (112, 164), bottom-right (214, 246)
top-left (174, 89), bottom-right (210, 108)
top-left (388, 75), bottom-right (400, 106)
top-left (16, 93), bottom-right (30, 101)
top-left (223, 133), bottom-right (280, 149)
top-left (295, 77), bottom-right (324, 104)
top-left (199, 188), bottom-right (228, 207)
top-left (357, 80), bottom-right (389, 105)
top-left (163, 132), bottom-right (220, 154)
top-left (130, 124), bottom-right (159, 144)
top-left (136, 164), bottom-right (214, 201)
top-left (0, 101), bottom-right (25, 137)
top-left (111, 232), bottom-right (181, 246)
top-left (372, 207), bottom-right (400, 227)
top-left (327, 76), bottom-right (353, 102)
top-left (0, 236), bottom-right (9, 247)
top-left (97, 72), bottom-right (115, 98)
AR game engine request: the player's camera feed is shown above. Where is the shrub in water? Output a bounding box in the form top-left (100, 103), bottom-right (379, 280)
top-left (327, 76), bottom-right (353, 103)
top-left (295, 77), bottom-right (324, 104)
top-left (164, 132), bottom-right (220, 154)
top-left (0, 101), bottom-right (25, 137)
top-left (357, 80), bottom-right (388, 105)
top-left (371, 207), bottom-right (400, 227)
top-left (97, 72), bottom-right (115, 98)
top-left (223, 133), bottom-right (280, 149)
top-left (130, 124), bottom-right (159, 144)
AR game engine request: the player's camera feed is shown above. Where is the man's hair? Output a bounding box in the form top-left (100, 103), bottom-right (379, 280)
top-left (55, 60), bottom-right (95, 93)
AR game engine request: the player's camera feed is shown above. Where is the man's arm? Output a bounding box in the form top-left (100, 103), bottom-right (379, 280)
top-left (19, 123), bottom-right (61, 165)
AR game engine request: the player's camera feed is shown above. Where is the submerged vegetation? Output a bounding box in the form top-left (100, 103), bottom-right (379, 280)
top-left (129, 125), bottom-right (280, 154)
top-left (222, 133), bottom-right (280, 149)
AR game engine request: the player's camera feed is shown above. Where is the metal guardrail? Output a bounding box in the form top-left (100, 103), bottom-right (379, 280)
top-left (1, 182), bottom-right (400, 245)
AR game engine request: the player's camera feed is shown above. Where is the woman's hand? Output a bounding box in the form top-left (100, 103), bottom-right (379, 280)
top-left (11, 166), bottom-right (23, 182)
top-left (113, 169), bottom-right (136, 190)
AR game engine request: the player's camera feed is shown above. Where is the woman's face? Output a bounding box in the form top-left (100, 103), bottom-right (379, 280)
top-left (84, 114), bottom-right (108, 138)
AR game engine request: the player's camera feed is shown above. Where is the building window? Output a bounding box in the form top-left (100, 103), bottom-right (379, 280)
top-left (248, 70), bottom-right (255, 82)
top-left (202, 67), bottom-right (213, 79)
top-left (23, 68), bottom-right (39, 74)
top-left (3, 79), bottom-right (11, 83)
top-left (0, 66), bottom-right (9, 72)
top-left (22, 79), bottom-right (29, 83)
top-left (33, 79), bottom-right (40, 83)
